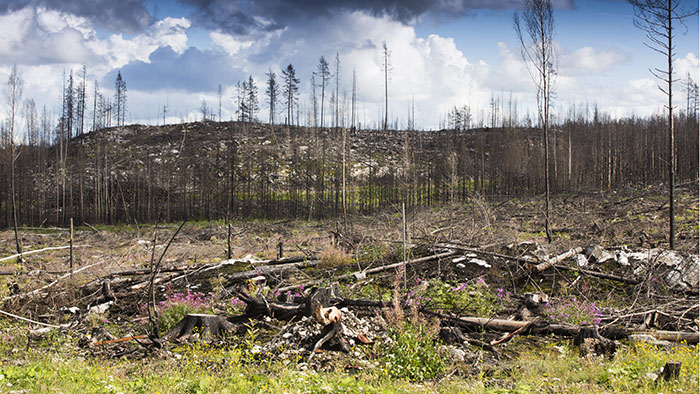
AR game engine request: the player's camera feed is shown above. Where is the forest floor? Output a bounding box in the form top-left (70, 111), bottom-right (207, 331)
top-left (0, 186), bottom-right (697, 393)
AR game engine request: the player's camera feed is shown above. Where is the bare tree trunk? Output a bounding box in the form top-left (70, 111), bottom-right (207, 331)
top-left (667, 9), bottom-right (675, 249)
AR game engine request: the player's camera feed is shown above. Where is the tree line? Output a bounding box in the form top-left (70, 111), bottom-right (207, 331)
top-left (0, 110), bottom-right (697, 229)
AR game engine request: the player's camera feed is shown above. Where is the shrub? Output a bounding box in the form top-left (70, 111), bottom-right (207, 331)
top-left (154, 289), bottom-right (212, 332)
top-left (380, 323), bottom-right (446, 382)
top-left (408, 279), bottom-right (503, 317)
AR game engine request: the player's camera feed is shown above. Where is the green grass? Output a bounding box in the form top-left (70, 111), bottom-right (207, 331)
top-left (0, 318), bottom-right (697, 393)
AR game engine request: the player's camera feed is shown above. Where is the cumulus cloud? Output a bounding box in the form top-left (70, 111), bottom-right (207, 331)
top-left (560, 46), bottom-right (629, 75)
top-left (675, 52), bottom-right (700, 82)
top-left (0, 7), bottom-right (98, 65)
top-left (105, 46), bottom-right (241, 93)
top-left (0, 6), bottom-right (189, 70)
top-left (95, 17), bottom-right (191, 70)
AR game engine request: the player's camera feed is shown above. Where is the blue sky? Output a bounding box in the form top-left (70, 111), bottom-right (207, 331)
top-left (0, 0), bottom-right (697, 131)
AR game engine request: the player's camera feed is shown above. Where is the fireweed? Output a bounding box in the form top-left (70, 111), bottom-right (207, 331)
top-left (144, 289), bottom-right (214, 332)
top-left (406, 278), bottom-right (504, 317)
top-left (543, 296), bottom-right (603, 327)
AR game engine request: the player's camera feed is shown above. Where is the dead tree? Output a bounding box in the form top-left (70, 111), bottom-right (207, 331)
top-left (629, 0), bottom-right (698, 249)
top-left (514, 0), bottom-right (558, 243)
top-left (316, 57), bottom-right (330, 129)
top-left (5, 64), bottom-right (23, 261)
top-left (382, 41), bottom-right (391, 131)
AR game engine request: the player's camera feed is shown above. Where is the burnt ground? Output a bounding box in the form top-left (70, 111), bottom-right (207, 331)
top-left (0, 185), bottom-right (697, 310)
top-left (0, 186), bottom-right (696, 374)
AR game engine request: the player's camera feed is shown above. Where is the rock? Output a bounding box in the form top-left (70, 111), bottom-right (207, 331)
top-left (663, 254), bottom-right (699, 291)
top-left (584, 245), bottom-right (615, 264)
top-left (643, 372), bottom-right (659, 381)
top-left (616, 251), bottom-right (629, 266)
top-left (449, 346), bottom-right (467, 361)
top-left (88, 301), bottom-right (113, 315)
top-left (657, 251), bottom-right (683, 267)
top-left (575, 254), bottom-right (588, 267)
top-left (468, 258), bottom-right (491, 268)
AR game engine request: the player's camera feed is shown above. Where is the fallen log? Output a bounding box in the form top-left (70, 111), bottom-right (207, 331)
top-left (533, 247), bottom-right (583, 272)
top-left (438, 314), bottom-right (698, 344)
top-left (222, 260), bottom-right (320, 293)
top-left (553, 264), bottom-right (641, 285)
top-left (338, 250), bottom-right (457, 279)
top-left (92, 334), bottom-right (148, 346)
top-left (333, 299), bottom-right (698, 344)
top-left (274, 251), bottom-right (458, 293)
top-left (2, 261), bottom-right (106, 302)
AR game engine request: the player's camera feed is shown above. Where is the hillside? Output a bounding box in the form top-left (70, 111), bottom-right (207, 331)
top-left (3, 117), bottom-right (698, 228)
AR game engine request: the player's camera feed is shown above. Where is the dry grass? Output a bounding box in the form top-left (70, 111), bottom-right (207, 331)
top-left (318, 244), bottom-right (353, 268)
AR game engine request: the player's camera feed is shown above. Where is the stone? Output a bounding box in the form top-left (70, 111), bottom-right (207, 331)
top-left (584, 245), bottom-right (615, 264)
top-left (575, 254), bottom-right (588, 267)
top-left (468, 258), bottom-right (491, 268)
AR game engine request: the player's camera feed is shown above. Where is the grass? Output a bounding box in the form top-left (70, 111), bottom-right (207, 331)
top-left (1, 321), bottom-right (696, 393)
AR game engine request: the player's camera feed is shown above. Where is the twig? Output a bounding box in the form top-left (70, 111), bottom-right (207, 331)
top-left (491, 321), bottom-right (533, 345)
top-left (2, 262), bottom-right (104, 302)
top-left (0, 309), bottom-right (65, 329)
top-left (148, 221), bottom-right (186, 342)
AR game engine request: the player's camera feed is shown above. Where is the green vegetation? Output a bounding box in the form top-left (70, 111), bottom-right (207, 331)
top-left (152, 290), bottom-right (213, 332)
top-left (415, 279), bottom-right (504, 317)
top-left (0, 319), bottom-right (696, 393)
top-left (378, 323), bottom-right (447, 382)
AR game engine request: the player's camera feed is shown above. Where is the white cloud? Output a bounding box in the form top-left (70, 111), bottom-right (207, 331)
top-left (0, 5), bottom-right (694, 130)
top-left (210, 31), bottom-right (254, 55)
top-left (560, 46), bottom-right (629, 76)
top-left (96, 17), bottom-right (191, 70)
top-left (675, 52), bottom-right (699, 82)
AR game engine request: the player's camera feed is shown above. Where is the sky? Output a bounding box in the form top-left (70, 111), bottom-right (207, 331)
top-left (0, 0), bottom-right (698, 132)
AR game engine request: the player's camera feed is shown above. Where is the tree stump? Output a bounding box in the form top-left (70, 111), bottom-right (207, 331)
top-left (163, 314), bottom-right (244, 342)
top-left (574, 326), bottom-right (616, 358)
top-left (660, 361), bottom-right (681, 381)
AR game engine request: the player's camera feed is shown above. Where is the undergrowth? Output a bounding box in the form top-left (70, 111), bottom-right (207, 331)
top-left (0, 318), bottom-right (696, 393)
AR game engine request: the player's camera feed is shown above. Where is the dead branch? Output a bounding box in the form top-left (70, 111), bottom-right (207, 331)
top-left (534, 247), bottom-right (583, 272)
top-left (0, 245), bottom-right (86, 263)
top-left (2, 261), bottom-right (105, 302)
top-left (0, 309), bottom-right (66, 329)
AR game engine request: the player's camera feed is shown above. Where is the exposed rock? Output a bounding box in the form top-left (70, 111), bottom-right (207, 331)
top-left (584, 245), bottom-right (615, 264)
top-left (575, 254), bottom-right (588, 267)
